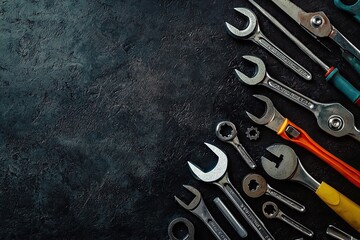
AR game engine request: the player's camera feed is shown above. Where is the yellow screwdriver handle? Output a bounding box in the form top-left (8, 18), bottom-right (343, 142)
top-left (316, 181), bottom-right (360, 233)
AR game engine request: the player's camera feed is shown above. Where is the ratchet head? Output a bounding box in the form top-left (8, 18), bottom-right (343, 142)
top-left (261, 144), bottom-right (298, 180)
top-left (225, 8), bottom-right (258, 39)
top-left (174, 185), bottom-right (201, 211)
top-left (235, 55), bottom-right (266, 85)
top-left (187, 143), bottom-right (228, 183)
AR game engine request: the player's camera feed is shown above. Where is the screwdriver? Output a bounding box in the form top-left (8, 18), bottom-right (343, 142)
top-left (248, 0), bottom-right (360, 106)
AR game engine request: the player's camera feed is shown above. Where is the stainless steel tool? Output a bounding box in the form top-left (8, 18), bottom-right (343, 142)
top-left (174, 185), bottom-right (230, 240)
top-left (188, 143), bottom-right (275, 240)
top-left (213, 197), bottom-right (248, 238)
top-left (261, 144), bottom-right (360, 233)
top-left (216, 121), bottom-right (257, 169)
top-left (225, 7), bottom-right (312, 81)
top-left (242, 173), bottom-right (305, 212)
top-left (327, 225), bottom-right (359, 240)
top-left (236, 55), bottom-right (360, 142)
top-left (268, 0), bottom-right (360, 75)
top-left (262, 201), bottom-right (314, 237)
top-left (168, 217), bottom-right (195, 240)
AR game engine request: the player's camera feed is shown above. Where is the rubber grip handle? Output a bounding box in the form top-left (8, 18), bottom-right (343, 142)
top-left (334, 0), bottom-right (360, 22)
top-left (278, 119), bottom-right (360, 188)
top-left (325, 67), bottom-right (360, 105)
top-left (316, 181), bottom-right (360, 233)
top-left (341, 53), bottom-right (360, 76)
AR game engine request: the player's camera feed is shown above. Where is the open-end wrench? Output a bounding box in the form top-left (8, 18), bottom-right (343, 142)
top-left (262, 144), bottom-right (360, 233)
top-left (174, 185), bottom-right (230, 240)
top-left (246, 94), bottom-right (360, 188)
top-left (188, 143), bottom-right (275, 240)
top-left (235, 55), bottom-right (360, 142)
top-left (216, 121), bottom-right (257, 169)
top-left (225, 8), bottom-right (312, 81)
top-left (262, 201), bottom-right (314, 237)
top-left (242, 173), bottom-right (305, 212)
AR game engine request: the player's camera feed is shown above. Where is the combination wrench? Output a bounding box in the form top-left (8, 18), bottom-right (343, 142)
top-left (188, 143), bottom-right (274, 240)
top-left (235, 55), bottom-right (360, 142)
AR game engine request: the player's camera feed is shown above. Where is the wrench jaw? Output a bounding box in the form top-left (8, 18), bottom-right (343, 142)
top-left (174, 185), bottom-right (202, 211)
top-left (235, 55), bottom-right (266, 86)
top-left (225, 8), bottom-right (257, 39)
top-left (187, 143), bottom-right (228, 183)
top-left (246, 95), bottom-right (286, 133)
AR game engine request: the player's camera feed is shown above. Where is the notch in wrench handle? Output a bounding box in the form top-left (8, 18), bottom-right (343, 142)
top-left (215, 173), bottom-right (275, 240)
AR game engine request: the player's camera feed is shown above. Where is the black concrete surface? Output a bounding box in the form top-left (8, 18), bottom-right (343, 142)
top-left (1, 0), bottom-right (360, 239)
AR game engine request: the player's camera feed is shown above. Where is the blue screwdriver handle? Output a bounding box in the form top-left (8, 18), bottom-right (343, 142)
top-left (325, 67), bottom-right (360, 106)
top-left (342, 51), bottom-right (360, 76)
top-left (334, 0), bottom-right (360, 22)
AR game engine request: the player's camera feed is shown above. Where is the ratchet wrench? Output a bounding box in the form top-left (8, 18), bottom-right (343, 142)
top-left (269, 0), bottom-right (360, 75)
top-left (235, 55), bottom-right (360, 142)
top-left (262, 144), bottom-right (360, 233)
top-left (174, 185), bottom-right (230, 240)
top-left (246, 94), bottom-right (360, 188)
top-left (188, 143), bottom-right (275, 240)
top-left (225, 8), bottom-right (312, 81)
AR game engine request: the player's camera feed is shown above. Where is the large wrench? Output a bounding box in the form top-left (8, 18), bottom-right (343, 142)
top-left (174, 185), bottom-right (230, 240)
top-left (188, 143), bottom-right (275, 240)
top-left (236, 55), bottom-right (360, 142)
top-left (225, 8), bottom-right (312, 81)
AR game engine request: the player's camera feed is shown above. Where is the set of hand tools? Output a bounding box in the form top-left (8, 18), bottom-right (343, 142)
top-left (169, 0), bottom-right (360, 239)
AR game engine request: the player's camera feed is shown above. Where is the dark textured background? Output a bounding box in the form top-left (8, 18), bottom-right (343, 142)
top-left (0, 0), bottom-right (360, 239)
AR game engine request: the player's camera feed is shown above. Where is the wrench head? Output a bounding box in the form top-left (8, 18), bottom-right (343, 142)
top-left (187, 143), bottom-right (228, 183)
top-left (235, 55), bottom-right (266, 85)
top-left (246, 95), bottom-right (276, 125)
top-left (261, 144), bottom-right (298, 180)
top-left (174, 185), bottom-right (201, 211)
top-left (215, 121), bottom-right (237, 142)
top-left (262, 201), bottom-right (279, 219)
top-left (225, 8), bottom-right (257, 39)
top-left (242, 173), bottom-right (267, 198)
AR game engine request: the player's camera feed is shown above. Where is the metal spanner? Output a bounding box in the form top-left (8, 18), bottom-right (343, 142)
top-left (216, 121), bottom-right (257, 169)
top-left (168, 217), bottom-right (195, 240)
top-left (225, 8), bottom-right (312, 81)
top-left (262, 144), bottom-right (360, 233)
top-left (242, 173), bottom-right (305, 212)
top-left (174, 185), bottom-right (230, 240)
top-left (188, 143), bottom-right (275, 240)
top-left (262, 201), bottom-right (314, 237)
top-left (235, 55), bottom-right (360, 142)
top-left (246, 94), bottom-right (360, 188)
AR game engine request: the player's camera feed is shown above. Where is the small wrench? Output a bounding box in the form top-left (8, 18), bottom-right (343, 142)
top-left (235, 55), bottom-right (360, 142)
top-left (262, 201), bottom-right (314, 237)
top-left (242, 173), bottom-right (305, 212)
top-left (188, 143), bottom-right (274, 240)
top-left (216, 121), bottom-right (257, 169)
top-left (174, 185), bottom-right (230, 240)
top-left (225, 8), bottom-right (312, 81)
top-left (262, 144), bottom-right (360, 233)
top-left (168, 217), bottom-right (195, 240)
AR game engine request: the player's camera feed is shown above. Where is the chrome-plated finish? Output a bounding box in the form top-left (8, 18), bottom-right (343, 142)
top-left (214, 197), bottom-right (248, 238)
top-left (236, 56), bottom-right (360, 142)
top-left (188, 143), bottom-right (275, 240)
top-left (261, 144), bottom-right (321, 192)
top-left (329, 28), bottom-right (360, 63)
top-left (168, 217), bottom-right (195, 240)
top-left (262, 201), bottom-right (314, 237)
top-left (174, 185), bottom-right (230, 240)
top-left (225, 8), bottom-right (312, 80)
top-left (326, 225), bottom-right (359, 240)
top-left (216, 121), bottom-right (257, 169)
top-left (242, 173), bottom-right (305, 212)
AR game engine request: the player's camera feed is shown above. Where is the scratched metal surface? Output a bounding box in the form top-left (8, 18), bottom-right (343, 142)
top-left (0, 0), bottom-right (359, 239)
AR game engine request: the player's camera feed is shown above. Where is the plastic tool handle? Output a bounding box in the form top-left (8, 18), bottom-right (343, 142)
top-left (325, 67), bottom-right (360, 106)
top-left (334, 0), bottom-right (360, 22)
top-left (316, 181), bottom-right (360, 233)
top-left (278, 119), bottom-right (360, 188)
top-left (342, 52), bottom-right (360, 76)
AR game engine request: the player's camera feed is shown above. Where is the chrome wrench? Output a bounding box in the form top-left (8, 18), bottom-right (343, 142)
top-left (235, 55), bottom-right (360, 142)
